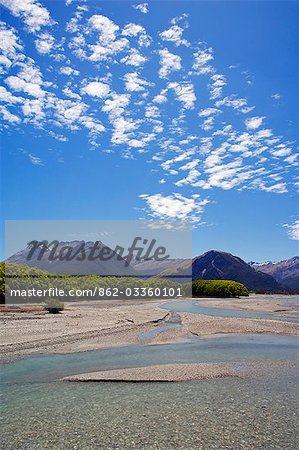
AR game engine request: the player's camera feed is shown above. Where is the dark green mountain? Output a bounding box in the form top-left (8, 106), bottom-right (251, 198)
top-left (160, 250), bottom-right (282, 291)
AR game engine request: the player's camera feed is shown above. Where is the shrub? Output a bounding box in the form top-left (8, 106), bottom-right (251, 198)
top-left (192, 279), bottom-right (249, 298)
top-left (44, 299), bottom-right (65, 314)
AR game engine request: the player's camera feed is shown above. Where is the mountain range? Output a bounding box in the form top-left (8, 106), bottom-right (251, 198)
top-left (157, 251), bottom-right (282, 291)
top-left (6, 241), bottom-right (298, 292)
top-left (6, 240), bottom-right (136, 276)
top-left (251, 257), bottom-right (299, 291)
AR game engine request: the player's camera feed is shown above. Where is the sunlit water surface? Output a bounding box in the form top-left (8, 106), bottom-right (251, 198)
top-left (1, 295), bottom-right (298, 449)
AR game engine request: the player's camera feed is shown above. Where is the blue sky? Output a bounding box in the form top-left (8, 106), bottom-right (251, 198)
top-left (1, 0), bottom-right (298, 262)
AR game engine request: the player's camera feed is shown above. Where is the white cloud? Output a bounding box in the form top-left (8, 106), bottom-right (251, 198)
top-left (47, 96), bottom-right (90, 131)
top-left (80, 116), bottom-right (105, 141)
top-left (216, 95), bottom-right (255, 114)
top-left (170, 13), bottom-right (189, 25)
top-left (88, 15), bottom-right (129, 61)
top-left (1, 0), bottom-right (54, 32)
top-left (261, 183), bottom-right (288, 194)
top-left (81, 81), bottom-right (110, 98)
top-left (124, 72), bottom-right (151, 92)
top-left (203, 159), bottom-right (247, 190)
top-left (199, 108), bottom-right (221, 117)
top-left (62, 87), bottom-right (81, 100)
top-left (110, 116), bottom-right (139, 145)
top-left (0, 22), bottom-right (24, 65)
top-left (35, 32), bottom-right (54, 54)
top-left (120, 48), bottom-right (147, 66)
top-left (89, 39), bottom-right (129, 62)
top-left (158, 48), bottom-right (181, 78)
top-left (122, 23), bottom-right (151, 47)
top-left (153, 89), bottom-right (168, 104)
top-left (101, 91), bottom-right (137, 147)
top-left (245, 116), bottom-right (264, 130)
top-left (59, 66), bottom-right (79, 76)
top-left (122, 23), bottom-right (144, 37)
top-left (161, 149), bottom-right (196, 171)
top-left (0, 54), bottom-right (12, 72)
top-left (174, 170), bottom-right (200, 187)
top-left (48, 130), bottom-right (68, 142)
top-left (271, 93), bottom-right (281, 101)
top-left (5, 74), bottom-right (45, 98)
top-left (168, 82), bottom-right (196, 109)
top-left (22, 97), bottom-right (45, 121)
top-left (0, 85), bottom-right (23, 104)
top-left (271, 146), bottom-right (292, 157)
top-left (209, 74), bottom-right (226, 99)
top-left (175, 160), bottom-right (201, 186)
top-left (255, 129), bottom-right (272, 139)
top-left (138, 32), bottom-right (151, 48)
top-left (88, 14), bottom-right (119, 42)
top-left (192, 49), bottom-right (214, 75)
top-left (283, 220), bottom-right (299, 240)
top-left (0, 104), bottom-right (21, 123)
top-left (140, 193), bottom-right (208, 223)
top-left (4, 60), bottom-right (45, 99)
top-left (201, 116), bottom-right (215, 131)
top-left (28, 153), bottom-right (43, 165)
top-left (153, 123), bottom-right (163, 133)
top-left (145, 105), bottom-right (160, 118)
top-left (133, 3), bottom-right (148, 14)
top-left (159, 25), bottom-right (189, 47)
top-left (284, 153), bottom-right (298, 164)
top-left (102, 93), bottom-right (130, 118)
top-left (102, 93), bottom-right (131, 117)
top-left (128, 138), bottom-right (145, 148)
top-left (179, 160), bottom-right (199, 171)
top-left (62, 102), bottom-right (86, 122)
top-left (66, 9), bottom-right (85, 34)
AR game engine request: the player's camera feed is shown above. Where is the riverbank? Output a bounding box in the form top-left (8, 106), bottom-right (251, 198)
top-left (62, 362), bottom-right (242, 382)
top-left (154, 310), bottom-right (298, 343)
top-left (61, 360), bottom-right (297, 382)
top-left (0, 300), bottom-right (168, 359)
top-left (0, 296), bottom-right (298, 360)
top-left (200, 294), bottom-right (298, 315)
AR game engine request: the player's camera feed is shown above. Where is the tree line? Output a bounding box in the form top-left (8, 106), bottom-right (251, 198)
top-left (0, 262), bottom-right (249, 303)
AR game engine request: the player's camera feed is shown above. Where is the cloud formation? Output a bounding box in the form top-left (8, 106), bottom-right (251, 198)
top-left (0, 2), bottom-right (297, 226)
top-left (140, 193), bottom-right (208, 222)
top-left (1, 0), bottom-right (54, 32)
top-left (133, 3), bottom-right (148, 14)
top-left (284, 220), bottom-right (299, 240)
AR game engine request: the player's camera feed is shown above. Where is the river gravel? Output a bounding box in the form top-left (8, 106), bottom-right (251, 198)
top-left (1, 364), bottom-right (298, 450)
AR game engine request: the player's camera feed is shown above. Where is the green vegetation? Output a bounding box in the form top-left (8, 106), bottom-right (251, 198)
top-left (192, 279), bottom-right (249, 298)
top-left (44, 299), bottom-right (65, 314)
top-left (0, 263), bottom-right (248, 302)
top-left (0, 262), bottom-right (192, 302)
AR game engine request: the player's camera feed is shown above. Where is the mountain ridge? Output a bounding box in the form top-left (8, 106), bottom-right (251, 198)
top-left (252, 256), bottom-right (299, 290)
top-left (6, 240), bottom-right (136, 277)
top-left (159, 250), bottom-right (283, 291)
top-left (6, 242), bottom-right (297, 291)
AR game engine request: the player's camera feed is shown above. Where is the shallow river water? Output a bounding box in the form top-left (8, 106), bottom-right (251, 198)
top-left (1, 333), bottom-right (298, 384)
top-left (162, 296), bottom-right (299, 323)
top-left (1, 295), bottom-right (298, 449)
